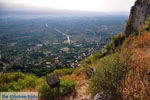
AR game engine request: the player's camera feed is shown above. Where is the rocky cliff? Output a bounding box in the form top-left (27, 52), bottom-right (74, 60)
top-left (124, 0), bottom-right (150, 35)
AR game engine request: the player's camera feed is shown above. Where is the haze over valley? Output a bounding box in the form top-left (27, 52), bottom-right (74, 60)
top-left (2, 0), bottom-right (150, 100)
top-left (0, 6), bottom-right (128, 75)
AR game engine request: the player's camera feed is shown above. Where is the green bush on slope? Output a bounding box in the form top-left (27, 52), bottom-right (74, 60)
top-left (53, 68), bottom-right (75, 76)
top-left (0, 72), bottom-right (41, 91)
top-left (104, 34), bottom-right (126, 54)
top-left (47, 68), bottom-right (75, 77)
top-left (39, 83), bottom-right (55, 100)
top-left (89, 52), bottom-right (130, 96)
top-left (59, 80), bottom-right (77, 96)
top-left (39, 79), bottom-right (77, 100)
top-left (144, 15), bottom-right (150, 32)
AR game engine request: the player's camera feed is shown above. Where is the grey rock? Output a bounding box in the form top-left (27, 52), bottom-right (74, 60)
top-left (82, 95), bottom-right (91, 100)
top-left (94, 93), bottom-right (110, 100)
top-left (46, 74), bottom-right (60, 88)
top-left (124, 0), bottom-right (150, 35)
top-left (86, 68), bottom-right (94, 78)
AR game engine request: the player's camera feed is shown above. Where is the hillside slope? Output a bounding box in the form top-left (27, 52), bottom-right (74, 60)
top-left (85, 0), bottom-right (150, 99)
top-left (121, 33), bottom-right (150, 99)
top-left (0, 0), bottom-right (150, 100)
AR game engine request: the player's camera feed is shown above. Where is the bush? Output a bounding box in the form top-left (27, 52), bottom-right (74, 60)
top-left (140, 16), bottom-right (150, 33)
top-left (81, 52), bottom-right (103, 67)
top-left (89, 52), bottom-right (129, 96)
top-left (47, 68), bottom-right (75, 77)
top-left (104, 34), bottom-right (126, 54)
top-left (53, 68), bottom-right (75, 76)
top-left (39, 83), bottom-right (55, 100)
top-left (39, 79), bottom-right (77, 99)
top-left (59, 80), bottom-right (77, 96)
top-left (0, 72), bottom-right (41, 91)
top-left (144, 15), bottom-right (150, 32)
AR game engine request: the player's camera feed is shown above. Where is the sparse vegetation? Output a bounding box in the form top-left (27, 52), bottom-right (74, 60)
top-left (89, 52), bottom-right (130, 97)
top-left (88, 32), bottom-right (150, 99)
top-left (139, 15), bottom-right (150, 33)
top-left (120, 33), bottom-right (150, 100)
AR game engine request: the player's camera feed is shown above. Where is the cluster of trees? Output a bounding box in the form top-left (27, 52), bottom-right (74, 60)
top-left (6, 64), bottom-right (60, 76)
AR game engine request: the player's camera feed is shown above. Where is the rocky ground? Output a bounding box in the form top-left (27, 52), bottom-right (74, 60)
top-left (60, 80), bottom-right (92, 100)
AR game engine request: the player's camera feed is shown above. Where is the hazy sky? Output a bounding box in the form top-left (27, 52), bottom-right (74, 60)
top-left (0, 0), bottom-right (135, 11)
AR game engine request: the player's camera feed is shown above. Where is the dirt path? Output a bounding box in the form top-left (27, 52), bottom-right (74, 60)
top-left (74, 80), bottom-right (91, 100)
top-left (61, 80), bottom-right (92, 100)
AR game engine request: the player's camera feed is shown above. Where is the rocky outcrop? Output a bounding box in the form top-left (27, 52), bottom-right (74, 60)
top-left (124, 0), bottom-right (150, 35)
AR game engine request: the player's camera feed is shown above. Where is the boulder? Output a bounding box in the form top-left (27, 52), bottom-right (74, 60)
top-left (86, 68), bottom-right (94, 78)
top-left (46, 74), bottom-right (60, 88)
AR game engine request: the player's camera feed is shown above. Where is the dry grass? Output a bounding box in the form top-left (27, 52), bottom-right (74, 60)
top-left (60, 67), bottom-right (88, 82)
top-left (120, 33), bottom-right (150, 100)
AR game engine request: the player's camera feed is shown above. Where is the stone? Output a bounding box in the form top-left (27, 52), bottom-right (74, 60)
top-left (94, 93), bottom-right (110, 100)
top-left (86, 68), bottom-right (94, 78)
top-left (46, 74), bottom-right (60, 88)
top-left (147, 72), bottom-right (150, 85)
top-left (82, 95), bottom-right (91, 100)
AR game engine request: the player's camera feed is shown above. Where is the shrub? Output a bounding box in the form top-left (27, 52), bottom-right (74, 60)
top-left (59, 80), bottom-right (77, 96)
top-left (39, 83), bottom-right (55, 100)
top-left (104, 34), bottom-right (126, 54)
top-left (81, 52), bottom-right (103, 68)
top-left (144, 15), bottom-right (150, 32)
top-left (39, 79), bottom-right (77, 99)
top-left (47, 68), bottom-right (75, 77)
top-left (112, 34), bottom-right (126, 47)
top-left (0, 72), bottom-right (41, 91)
top-left (89, 52), bottom-right (130, 96)
top-left (140, 16), bottom-right (150, 33)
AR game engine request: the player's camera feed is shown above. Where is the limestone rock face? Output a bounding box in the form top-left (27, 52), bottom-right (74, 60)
top-left (124, 0), bottom-right (150, 35)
